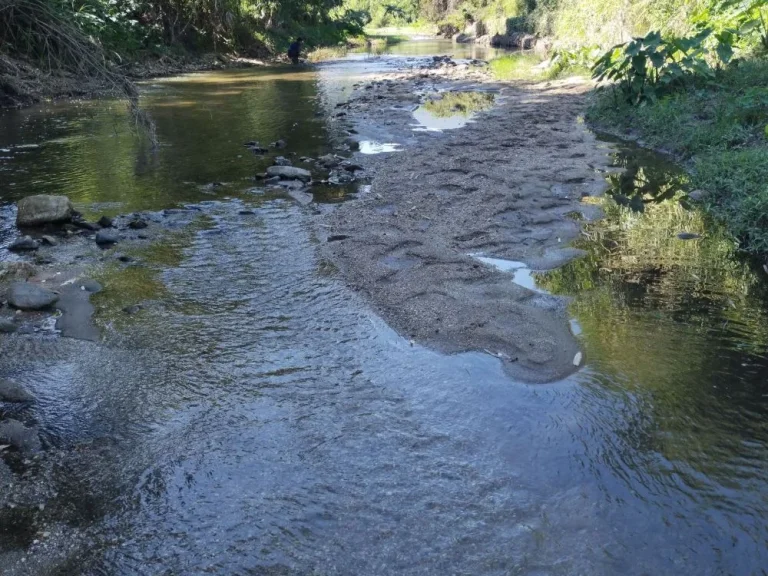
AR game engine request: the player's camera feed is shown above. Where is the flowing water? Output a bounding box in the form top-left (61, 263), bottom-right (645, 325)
top-left (1, 41), bottom-right (768, 575)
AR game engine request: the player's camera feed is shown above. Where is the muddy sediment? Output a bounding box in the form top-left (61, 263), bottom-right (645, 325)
top-left (321, 63), bottom-right (611, 382)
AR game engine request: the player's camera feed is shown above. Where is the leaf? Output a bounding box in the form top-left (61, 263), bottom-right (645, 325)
top-left (716, 42), bottom-right (734, 63)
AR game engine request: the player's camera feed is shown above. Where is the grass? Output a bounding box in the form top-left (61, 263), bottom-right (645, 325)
top-left (489, 52), bottom-right (591, 82)
top-left (306, 45), bottom-right (349, 62)
top-left (423, 91), bottom-right (495, 117)
top-left (588, 59), bottom-right (768, 254)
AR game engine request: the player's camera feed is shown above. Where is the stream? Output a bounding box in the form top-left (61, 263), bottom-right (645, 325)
top-left (2, 41), bottom-right (768, 575)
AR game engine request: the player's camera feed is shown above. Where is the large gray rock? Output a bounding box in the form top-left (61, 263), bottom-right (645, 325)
top-left (95, 230), bottom-right (119, 245)
top-left (0, 419), bottom-right (41, 452)
top-left (0, 379), bottom-right (34, 403)
top-left (16, 195), bottom-right (74, 227)
top-left (266, 166), bottom-right (312, 182)
top-left (8, 281), bottom-right (58, 310)
top-left (8, 236), bottom-right (39, 252)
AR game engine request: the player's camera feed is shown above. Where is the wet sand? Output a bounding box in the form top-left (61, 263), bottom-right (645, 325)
top-left (320, 62), bottom-right (611, 382)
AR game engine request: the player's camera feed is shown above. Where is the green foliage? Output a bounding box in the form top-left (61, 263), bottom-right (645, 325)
top-left (489, 52), bottom-right (546, 80)
top-left (592, 30), bottom-right (716, 106)
top-left (589, 59), bottom-right (768, 253)
top-left (698, 0), bottom-right (768, 53)
top-left (546, 44), bottom-right (601, 77)
top-left (422, 91), bottom-right (494, 116)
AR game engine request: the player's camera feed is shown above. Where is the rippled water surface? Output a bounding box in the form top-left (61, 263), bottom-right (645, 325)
top-left (2, 41), bottom-right (768, 575)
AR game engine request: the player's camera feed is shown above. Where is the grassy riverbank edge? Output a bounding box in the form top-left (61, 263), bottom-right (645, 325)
top-left (585, 59), bottom-right (768, 256)
top-left (489, 52), bottom-right (768, 257)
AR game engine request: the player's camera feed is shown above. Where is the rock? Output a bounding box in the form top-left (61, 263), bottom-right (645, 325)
top-left (0, 419), bottom-right (41, 453)
top-left (8, 236), bottom-right (40, 252)
top-left (115, 254), bottom-right (134, 263)
top-left (239, 210), bottom-right (256, 215)
top-left (327, 234), bottom-right (351, 242)
top-left (0, 262), bottom-right (36, 281)
top-left (98, 215), bottom-right (114, 228)
top-left (16, 195), bottom-right (74, 227)
top-left (8, 282), bottom-right (58, 310)
top-left (677, 232), bottom-right (702, 240)
top-left (0, 379), bottom-right (34, 403)
top-left (128, 219), bottom-right (148, 230)
top-left (265, 176), bottom-right (281, 185)
top-left (72, 219), bottom-right (100, 231)
top-left (273, 156), bottom-right (292, 166)
top-left (0, 319), bottom-right (17, 333)
top-left (270, 139), bottom-right (287, 149)
top-left (266, 166), bottom-right (312, 182)
top-left (317, 154), bottom-right (340, 168)
top-left (245, 141), bottom-right (268, 154)
top-left (328, 169), bottom-right (355, 185)
top-left (688, 189), bottom-right (706, 202)
top-left (123, 304), bottom-right (143, 315)
top-left (40, 235), bottom-right (58, 246)
top-left (340, 161), bottom-right (363, 172)
top-left (95, 230), bottom-right (119, 246)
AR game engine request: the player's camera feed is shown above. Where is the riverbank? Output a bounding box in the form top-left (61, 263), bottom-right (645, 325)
top-left (586, 59), bottom-right (768, 256)
top-left (0, 52), bottom-right (271, 108)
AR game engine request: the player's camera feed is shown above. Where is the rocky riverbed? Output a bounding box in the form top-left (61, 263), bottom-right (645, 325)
top-left (314, 56), bottom-right (612, 381)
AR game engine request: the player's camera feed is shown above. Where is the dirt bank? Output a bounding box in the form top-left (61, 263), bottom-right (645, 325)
top-left (0, 53), bottom-right (268, 108)
top-left (319, 61), bottom-right (612, 382)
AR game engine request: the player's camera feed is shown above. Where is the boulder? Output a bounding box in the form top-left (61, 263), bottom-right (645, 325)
top-left (8, 282), bottom-right (58, 310)
top-left (0, 419), bottom-right (41, 452)
top-left (95, 230), bottom-right (119, 245)
top-left (8, 236), bottom-right (39, 252)
top-left (266, 166), bottom-right (312, 182)
top-left (16, 195), bottom-right (74, 227)
top-left (0, 379), bottom-right (34, 403)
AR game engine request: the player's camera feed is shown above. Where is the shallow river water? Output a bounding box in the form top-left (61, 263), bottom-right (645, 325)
top-left (2, 42), bottom-right (768, 575)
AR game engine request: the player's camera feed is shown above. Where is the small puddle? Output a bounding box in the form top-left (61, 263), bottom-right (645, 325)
top-left (472, 255), bottom-right (547, 293)
top-left (358, 141), bottom-right (402, 154)
top-left (413, 91), bottom-right (495, 132)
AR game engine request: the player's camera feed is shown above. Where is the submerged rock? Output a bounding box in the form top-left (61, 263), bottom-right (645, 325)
top-left (266, 166), bottom-right (312, 182)
top-left (16, 195), bottom-right (74, 227)
top-left (95, 230), bottom-right (119, 245)
top-left (270, 139), bottom-right (287, 149)
top-left (273, 156), bottom-right (292, 166)
top-left (8, 282), bottom-right (58, 310)
top-left (0, 419), bottom-right (41, 452)
top-left (0, 379), bottom-right (34, 403)
top-left (677, 232), bottom-right (702, 240)
top-left (98, 215), bottom-right (114, 228)
top-left (0, 319), bottom-right (17, 333)
top-left (328, 169), bottom-right (355, 185)
top-left (8, 236), bottom-right (40, 252)
top-left (128, 218), bottom-right (148, 230)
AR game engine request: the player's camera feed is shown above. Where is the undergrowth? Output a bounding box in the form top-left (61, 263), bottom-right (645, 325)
top-left (588, 59), bottom-right (768, 253)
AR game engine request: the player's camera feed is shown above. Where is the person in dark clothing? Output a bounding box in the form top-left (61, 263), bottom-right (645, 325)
top-left (287, 38), bottom-right (303, 65)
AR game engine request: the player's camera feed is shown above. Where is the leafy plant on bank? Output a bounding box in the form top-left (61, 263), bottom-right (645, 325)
top-left (591, 29), bottom-right (725, 106)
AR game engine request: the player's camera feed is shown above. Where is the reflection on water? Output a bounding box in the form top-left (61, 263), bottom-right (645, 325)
top-left (0, 67), bottom-right (345, 216)
top-left (413, 91), bottom-right (496, 132)
top-left (539, 142), bottom-right (768, 570)
top-left (473, 255), bottom-right (545, 293)
top-left (358, 140), bottom-right (403, 154)
top-left (1, 42), bottom-right (768, 575)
